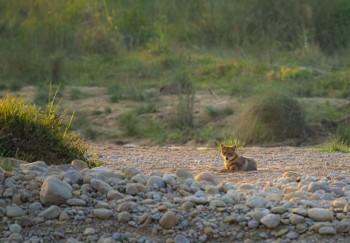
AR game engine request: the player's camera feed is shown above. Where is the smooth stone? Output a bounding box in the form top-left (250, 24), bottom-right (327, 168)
top-left (308, 208), bottom-right (334, 222)
top-left (163, 174), bottom-right (177, 186)
top-left (93, 208), bottom-right (113, 219)
top-left (319, 226), bottom-right (336, 235)
top-left (40, 176), bottom-right (72, 205)
top-left (246, 196), bottom-right (267, 208)
top-left (118, 211), bottom-right (131, 223)
top-left (125, 183), bottom-right (139, 195)
top-left (226, 190), bottom-right (242, 203)
top-left (107, 190), bottom-right (125, 201)
top-left (289, 213), bottom-right (305, 225)
top-left (124, 167), bottom-right (142, 180)
top-left (174, 234), bottom-right (190, 243)
top-left (308, 182), bottom-right (330, 193)
top-left (194, 172), bottom-right (219, 185)
top-left (84, 227), bottom-right (96, 235)
top-left (9, 224), bottom-right (22, 233)
top-left (147, 176), bottom-right (166, 188)
top-left (71, 160), bottom-right (89, 170)
top-left (90, 178), bottom-right (113, 194)
top-left (66, 198), bottom-right (87, 206)
top-left (283, 171), bottom-right (301, 182)
top-left (336, 222), bottom-right (350, 233)
top-left (38, 205), bottom-right (61, 219)
top-left (131, 173), bottom-right (148, 184)
top-left (209, 199), bottom-right (227, 208)
top-left (332, 198), bottom-right (348, 208)
top-left (159, 211), bottom-right (178, 229)
top-left (6, 205), bottom-right (25, 218)
top-left (260, 214), bottom-right (280, 228)
top-left (176, 170), bottom-right (193, 180)
top-left (20, 161), bottom-right (48, 173)
top-left (184, 195), bottom-right (208, 205)
top-left (61, 170), bottom-right (83, 185)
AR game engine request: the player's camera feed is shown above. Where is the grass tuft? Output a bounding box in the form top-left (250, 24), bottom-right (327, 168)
top-left (320, 138), bottom-right (350, 153)
top-left (0, 87), bottom-right (100, 167)
top-left (233, 93), bottom-right (307, 144)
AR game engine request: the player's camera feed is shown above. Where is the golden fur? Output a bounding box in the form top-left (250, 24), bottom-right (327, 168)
top-left (219, 144), bottom-right (257, 172)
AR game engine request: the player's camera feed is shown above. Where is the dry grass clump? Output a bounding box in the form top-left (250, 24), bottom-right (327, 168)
top-left (233, 93), bottom-right (307, 144)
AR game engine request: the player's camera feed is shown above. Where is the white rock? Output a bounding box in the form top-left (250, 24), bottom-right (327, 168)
top-left (307, 208), bottom-right (334, 222)
top-left (246, 196), bottom-right (267, 208)
top-left (93, 208), bottom-right (113, 219)
top-left (40, 176), bottom-right (72, 205)
top-left (90, 178), bottom-right (113, 194)
top-left (261, 214), bottom-right (280, 228)
top-left (147, 176), bottom-right (166, 188)
top-left (6, 205), bottom-right (25, 218)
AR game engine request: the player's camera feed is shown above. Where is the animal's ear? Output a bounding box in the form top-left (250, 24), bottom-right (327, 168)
top-left (220, 144), bottom-right (225, 150)
top-left (232, 145), bottom-right (237, 150)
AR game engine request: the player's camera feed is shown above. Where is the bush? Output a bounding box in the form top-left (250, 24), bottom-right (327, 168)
top-left (0, 92), bottom-right (98, 166)
top-left (233, 93), bottom-right (307, 144)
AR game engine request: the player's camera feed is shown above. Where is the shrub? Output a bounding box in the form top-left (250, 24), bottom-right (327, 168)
top-left (233, 93), bottom-right (307, 144)
top-left (0, 91), bottom-right (98, 166)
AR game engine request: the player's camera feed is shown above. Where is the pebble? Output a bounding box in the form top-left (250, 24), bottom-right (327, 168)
top-left (174, 234), bottom-right (190, 243)
top-left (194, 172), bottom-right (219, 185)
top-left (318, 226), bottom-right (336, 235)
top-left (40, 176), bottom-right (72, 205)
top-left (118, 211), bottom-right (131, 223)
top-left (90, 178), bottom-right (113, 194)
top-left (260, 214), bottom-right (280, 228)
top-left (307, 208), bottom-right (334, 222)
top-left (93, 208), bottom-right (113, 219)
top-left (246, 196), bottom-right (267, 208)
top-left (71, 159), bottom-right (89, 170)
top-left (6, 205), bottom-right (25, 218)
top-left (159, 211), bottom-right (178, 229)
top-left (37, 205), bottom-right (61, 219)
top-left (147, 176), bottom-right (166, 188)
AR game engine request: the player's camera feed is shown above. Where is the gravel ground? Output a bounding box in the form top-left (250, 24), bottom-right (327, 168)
top-left (2, 144), bottom-right (350, 243)
top-left (93, 144), bottom-right (350, 184)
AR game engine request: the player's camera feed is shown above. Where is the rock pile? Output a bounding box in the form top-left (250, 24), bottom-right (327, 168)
top-left (1, 160), bottom-right (350, 242)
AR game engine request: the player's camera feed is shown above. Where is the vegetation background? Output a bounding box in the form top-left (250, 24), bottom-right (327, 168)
top-left (1, 0), bottom-right (350, 149)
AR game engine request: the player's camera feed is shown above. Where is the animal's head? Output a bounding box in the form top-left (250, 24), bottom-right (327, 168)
top-left (220, 144), bottom-right (238, 161)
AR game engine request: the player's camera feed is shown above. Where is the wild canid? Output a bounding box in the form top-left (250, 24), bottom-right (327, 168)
top-left (219, 144), bottom-right (257, 172)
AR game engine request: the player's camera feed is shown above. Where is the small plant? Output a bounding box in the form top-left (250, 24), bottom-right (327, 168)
top-left (105, 106), bottom-right (112, 114)
top-left (91, 110), bottom-right (103, 116)
top-left (206, 106), bottom-right (234, 119)
top-left (218, 137), bottom-right (246, 149)
top-left (320, 138), bottom-right (350, 153)
top-left (0, 85), bottom-right (100, 167)
top-left (118, 112), bottom-right (140, 136)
